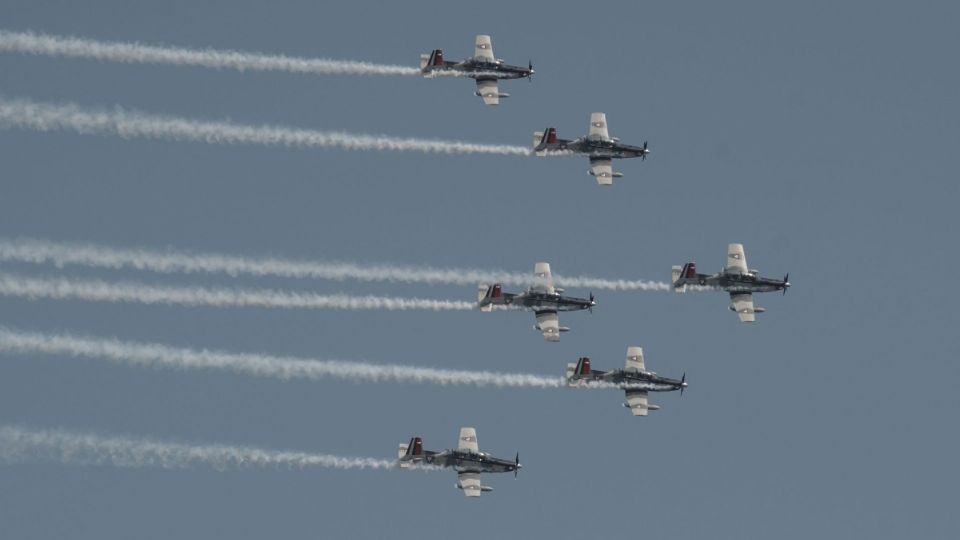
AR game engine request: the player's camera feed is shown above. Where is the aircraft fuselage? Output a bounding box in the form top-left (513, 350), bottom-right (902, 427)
top-left (414, 450), bottom-right (519, 474)
top-left (696, 271), bottom-right (787, 294)
top-left (571, 138), bottom-right (649, 159)
top-left (507, 291), bottom-right (594, 312)
top-left (573, 369), bottom-right (685, 392)
top-left (536, 138), bottom-right (648, 160)
top-left (422, 59), bottom-right (532, 80)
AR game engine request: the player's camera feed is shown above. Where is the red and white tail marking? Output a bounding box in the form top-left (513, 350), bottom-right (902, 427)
top-left (406, 437), bottom-right (423, 456)
top-left (576, 357), bottom-right (591, 376)
top-left (540, 127), bottom-right (557, 145)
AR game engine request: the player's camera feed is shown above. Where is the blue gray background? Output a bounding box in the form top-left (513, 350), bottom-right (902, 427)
top-left (1, 1), bottom-right (958, 538)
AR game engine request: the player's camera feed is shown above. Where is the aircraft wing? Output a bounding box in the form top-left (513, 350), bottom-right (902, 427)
top-left (535, 310), bottom-right (561, 342)
top-left (474, 35), bottom-right (495, 62)
top-left (531, 262), bottom-right (555, 294)
top-left (589, 112), bottom-right (610, 140)
top-left (476, 79), bottom-right (501, 106)
top-left (458, 427), bottom-right (479, 454)
top-left (589, 157), bottom-right (615, 185)
top-left (625, 346), bottom-right (645, 372)
top-left (727, 243), bottom-right (749, 274)
top-left (730, 292), bottom-right (757, 322)
top-left (457, 471), bottom-right (483, 497)
top-left (624, 389), bottom-right (651, 416)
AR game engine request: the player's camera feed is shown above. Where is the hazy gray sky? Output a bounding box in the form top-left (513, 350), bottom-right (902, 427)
top-left (1, 1), bottom-right (958, 538)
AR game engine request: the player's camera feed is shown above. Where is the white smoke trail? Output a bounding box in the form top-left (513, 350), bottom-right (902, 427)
top-left (0, 273), bottom-right (475, 311)
top-left (0, 29), bottom-right (421, 76)
top-left (0, 96), bottom-right (532, 156)
top-left (0, 327), bottom-right (572, 388)
top-left (0, 238), bottom-right (673, 291)
top-left (0, 425), bottom-right (403, 470)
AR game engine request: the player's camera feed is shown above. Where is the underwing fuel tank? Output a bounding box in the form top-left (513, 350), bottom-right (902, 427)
top-left (728, 305), bottom-right (766, 313)
top-left (456, 483), bottom-right (494, 492)
top-left (475, 91), bottom-right (510, 98)
top-left (623, 403), bottom-right (661, 411)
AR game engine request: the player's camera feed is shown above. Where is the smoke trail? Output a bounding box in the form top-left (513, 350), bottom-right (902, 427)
top-left (0, 425), bottom-right (403, 470)
top-left (0, 29), bottom-right (421, 76)
top-left (0, 96), bottom-right (531, 156)
top-left (0, 327), bottom-right (572, 388)
top-left (0, 238), bottom-right (673, 291)
top-left (0, 273), bottom-right (476, 311)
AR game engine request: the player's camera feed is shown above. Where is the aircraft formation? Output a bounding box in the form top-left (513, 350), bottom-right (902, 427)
top-left (0, 31), bottom-right (793, 498)
top-left (407, 35), bottom-right (790, 495)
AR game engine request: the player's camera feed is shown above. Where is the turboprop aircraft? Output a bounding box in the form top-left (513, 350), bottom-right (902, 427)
top-left (420, 35), bottom-right (534, 105)
top-left (672, 243), bottom-right (790, 322)
top-left (397, 427), bottom-right (521, 497)
top-left (477, 262), bottom-right (595, 341)
top-left (566, 346), bottom-right (687, 416)
top-left (533, 112), bottom-right (650, 184)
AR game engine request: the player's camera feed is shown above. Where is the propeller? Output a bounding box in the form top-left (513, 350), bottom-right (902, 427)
top-left (680, 372), bottom-right (687, 396)
top-left (515, 452), bottom-right (521, 478)
top-left (588, 292), bottom-right (595, 313)
top-left (782, 273), bottom-right (790, 295)
top-left (641, 141), bottom-right (649, 161)
top-left (527, 60), bottom-right (534, 82)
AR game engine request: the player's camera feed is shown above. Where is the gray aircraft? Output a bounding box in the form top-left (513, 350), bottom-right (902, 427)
top-left (566, 346), bottom-right (687, 416)
top-left (420, 35), bottom-right (534, 106)
top-left (672, 243), bottom-right (791, 322)
top-left (533, 112), bottom-right (651, 184)
top-left (477, 262), bottom-right (595, 342)
top-left (397, 427), bottom-right (521, 497)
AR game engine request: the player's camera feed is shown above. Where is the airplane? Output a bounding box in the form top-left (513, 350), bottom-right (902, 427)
top-left (566, 346), bottom-right (687, 416)
top-left (397, 427), bottom-right (521, 497)
top-left (420, 35), bottom-right (534, 106)
top-left (477, 262), bottom-right (596, 342)
top-left (672, 243), bottom-right (791, 322)
top-left (532, 112), bottom-right (651, 185)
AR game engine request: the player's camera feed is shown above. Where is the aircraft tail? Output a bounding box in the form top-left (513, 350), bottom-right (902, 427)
top-left (399, 436), bottom-right (423, 458)
top-left (672, 262), bottom-right (697, 292)
top-left (477, 283), bottom-right (502, 312)
top-left (565, 357), bottom-right (591, 383)
top-left (533, 127), bottom-right (557, 150)
top-left (420, 49), bottom-right (444, 71)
